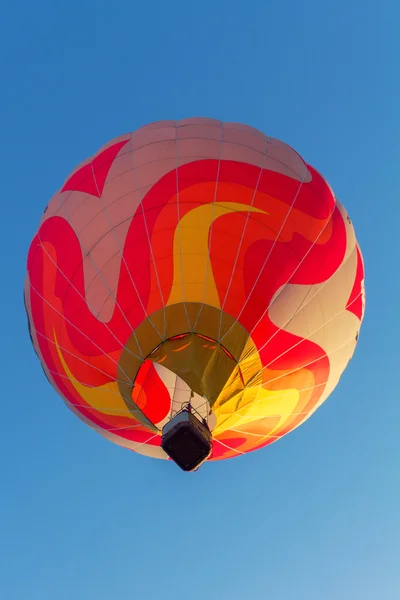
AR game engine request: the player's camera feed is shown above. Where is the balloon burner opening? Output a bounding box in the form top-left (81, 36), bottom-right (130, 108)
top-left (161, 408), bottom-right (212, 472)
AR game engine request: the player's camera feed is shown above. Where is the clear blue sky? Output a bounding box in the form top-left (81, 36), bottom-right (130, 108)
top-left (1, 1), bottom-right (399, 599)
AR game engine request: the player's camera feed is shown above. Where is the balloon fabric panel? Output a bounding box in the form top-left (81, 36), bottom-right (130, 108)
top-left (25, 119), bottom-right (365, 462)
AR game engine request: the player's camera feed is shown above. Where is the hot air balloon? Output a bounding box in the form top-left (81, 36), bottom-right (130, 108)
top-left (24, 118), bottom-right (365, 471)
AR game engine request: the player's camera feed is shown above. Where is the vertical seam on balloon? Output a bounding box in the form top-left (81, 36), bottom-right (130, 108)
top-left (235, 335), bottom-right (358, 450)
top-left (44, 368), bottom-right (140, 409)
top-left (174, 122), bottom-right (192, 331)
top-left (214, 272), bottom-right (361, 437)
top-left (192, 122), bottom-right (225, 332)
top-left (37, 240), bottom-right (142, 362)
top-left (217, 137), bottom-right (271, 343)
top-left (28, 282), bottom-right (135, 387)
top-left (52, 142), bottom-right (112, 222)
top-left (87, 422), bottom-right (161, 449)
top-left (220, 159), bottom-right (308, 344)
top-left (103, 431), bottom-right (160, 445)
top-left (103, 423), bottom-right (151, 433)
top-left (251, 204), bottom-right (336, 341)
top-left (251, 290), bottom-right (363, 383)
top-left (56, 182), bottom-right (78, 216)
top-left (213, 331), bottom-right (357, 452)
top-left (76, 410), bottom-right (146, 432)
top-left (217, 380), bottom-right (331, 423)
top-left (255, 222), bottom-right (359, 360)
top-left (90, 162), bottom-right (164, 344)
top-left (68, 404), bottom-right (145, 421)
top-left (242, 203), bottom-right (338, 363)
top-left (213, 438), bottom-right (245, 455)
top-left (133, 433), bottom-right (160, 448)
top-left (129, 132), bottom-right (167, 339)
top-left (32, 326), bottom-right (134, 389)
top-left (52, 182), bottom-right (146, 360)
top-left (229, 429), bottom-right (280, 440)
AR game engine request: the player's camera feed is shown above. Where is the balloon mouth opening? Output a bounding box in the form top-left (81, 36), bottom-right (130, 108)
top-left (141, 331), bottom-right (238, 405)
top-left (130, 331), bottom-right (235, 431)
top-left (117, 303), bottom-right (256, 432)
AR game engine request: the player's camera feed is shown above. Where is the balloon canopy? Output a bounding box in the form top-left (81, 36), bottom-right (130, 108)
top-left (25, 118), bottom-right (365, 465)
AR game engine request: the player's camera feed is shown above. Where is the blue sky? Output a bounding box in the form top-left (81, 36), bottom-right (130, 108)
top-left (1, 1), bottom-right (399, 598)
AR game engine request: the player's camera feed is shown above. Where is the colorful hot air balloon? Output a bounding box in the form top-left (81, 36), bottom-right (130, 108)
top-left (25, 117), bottom-right (365, 470)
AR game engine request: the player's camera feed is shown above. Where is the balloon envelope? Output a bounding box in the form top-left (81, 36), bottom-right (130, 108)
top-left (25, 118), bottom-right (365, 462)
